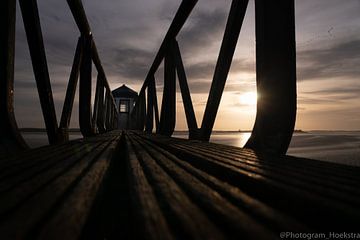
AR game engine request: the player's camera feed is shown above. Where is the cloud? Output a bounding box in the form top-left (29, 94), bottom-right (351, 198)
top-left (297, 39), bottom-right (360, 81)
top-left (297, 86), bottom-right (360, 106)
top-left (105, 48), bottom-right (154, 80)
top-left (303, 86), bottom-right (360, 98)
top-left (177, 7), bottom-right (228, 60)
top-left (10, 0), bottom-right (360, 130)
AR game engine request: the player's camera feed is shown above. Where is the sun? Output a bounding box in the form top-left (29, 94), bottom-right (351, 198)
top-left (239, 92), bottom-right (257, 106)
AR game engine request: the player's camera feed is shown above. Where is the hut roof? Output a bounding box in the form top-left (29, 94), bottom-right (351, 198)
top-left (112, 84), bottom-right (138, 99)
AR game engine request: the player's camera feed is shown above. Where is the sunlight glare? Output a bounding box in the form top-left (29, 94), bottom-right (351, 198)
top-left (239, 92), bottom-right (257, 106)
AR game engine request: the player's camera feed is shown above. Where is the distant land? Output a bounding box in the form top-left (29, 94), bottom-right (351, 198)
top-left (174, 129), bottom-right (307, 133)
top-left (20, 128), bottom-right (359, 133)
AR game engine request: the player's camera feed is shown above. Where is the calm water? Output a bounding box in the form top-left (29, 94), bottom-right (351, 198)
top-left (174, 131), bottom-right (360, 167)
top-left (22, 131), bottom-right (360, 167)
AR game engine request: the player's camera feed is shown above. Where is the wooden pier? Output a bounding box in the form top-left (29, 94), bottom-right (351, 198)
top-left (0, 131), bottom-right (360, 239)
top-left (1, 0), bottom-right (360, 239)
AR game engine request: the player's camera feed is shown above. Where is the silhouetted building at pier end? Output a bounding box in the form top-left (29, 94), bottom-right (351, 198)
top-left (112, 84), bottom-right (138, 129)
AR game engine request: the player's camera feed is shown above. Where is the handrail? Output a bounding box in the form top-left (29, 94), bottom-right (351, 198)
top-left (1, 0), bottom-right (297, 155)
top-left (0, 0), bottom-right (118, 149)
top-left (139, 0), bottom-right (198, 96)
top-left (0, 0), bottom-right (28, 151)
top-left (132, 0), bottom-right (297, 155)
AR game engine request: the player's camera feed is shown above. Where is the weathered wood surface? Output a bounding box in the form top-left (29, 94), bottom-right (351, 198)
top-left (0, 130), bottom-right (359, 239)
top-left (0, 131), bottom-right (121, 239)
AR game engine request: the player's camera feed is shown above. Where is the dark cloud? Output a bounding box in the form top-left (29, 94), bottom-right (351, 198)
top-left (177, 8), bottom-right (228, 58)
top-left (298, 86), bottom-right (360, 106)
top-left (298, 91), bottom-right (359, 106)
top-left (303, 86), bottom-right (360, 97)
top-left (9, 0), bottom-right (360, 129)
top-left (184, 58), bottom-right (254, 80)
top-left (298, 39), bottom-right (360, 81)
top-left (106, 48), bottom-right (154, 80)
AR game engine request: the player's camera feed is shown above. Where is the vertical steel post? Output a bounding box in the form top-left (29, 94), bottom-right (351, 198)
top-left (150, 76), bottom-right (160, 132)
top-left (173, 40), bottom-right (198, 139)
top-left (0, 0), bottom-right (28, 150)
top-left (19, 0), bottom-right (60, 144)
top-left (130, 98), bottom-right (138, 130)
top-left (105, 90), bottom-right (111, 130)
top-left (159, 44), bottom-right (176, 136)
top-left (245, 0), bottom-right (297, 155)
top-left (96, 80), bottom-right (105, 133)
top-left (92, 73), bottom-right (102, 131)
top-left (137, 92), bottom-right (146, 131)
top-left (108, 101), bottom-right (113, 130)
top-left (145, 83), bottom-right (154, 133)
top-left (200, 0), bottom-right (249, 141)
top-left (59, 37), bottom-right (83, 140)
top-left (79, 35), bottom-right (95, 137)
top-left (103, 91), bottom-right (109, 130)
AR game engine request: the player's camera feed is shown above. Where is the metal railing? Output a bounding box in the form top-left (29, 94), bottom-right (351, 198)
top-left (1, 0), bottom-right (118, 150)
top-left (1, 0), bottom-right (297, 155)
top-left (131, 0), bottom-right (297, 155)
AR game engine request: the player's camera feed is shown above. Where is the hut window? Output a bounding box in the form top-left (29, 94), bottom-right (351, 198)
top-left (119, 100), bottom-right (129, 113)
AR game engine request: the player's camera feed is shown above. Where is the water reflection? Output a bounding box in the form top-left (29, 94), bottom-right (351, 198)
top-left (210, 132), bottom-right (251, 147)
top-left (174, 131), bottom-right (360, 166)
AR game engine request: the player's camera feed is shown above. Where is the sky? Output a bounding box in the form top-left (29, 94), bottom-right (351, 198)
top-left (13, 0), bottom-right (360, 131)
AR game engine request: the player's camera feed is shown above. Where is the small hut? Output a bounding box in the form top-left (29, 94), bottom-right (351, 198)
top-left (112, 84), bottom-right (138, 129)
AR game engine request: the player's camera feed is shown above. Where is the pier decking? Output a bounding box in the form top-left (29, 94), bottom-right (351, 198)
top-left (1, 131), bottom-right (360, 239)
top-left (1, 0), bottom-right (360, 238)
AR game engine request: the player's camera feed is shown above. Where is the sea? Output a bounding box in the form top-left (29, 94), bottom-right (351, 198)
top-left (22, 131), bottom-right (360, 167)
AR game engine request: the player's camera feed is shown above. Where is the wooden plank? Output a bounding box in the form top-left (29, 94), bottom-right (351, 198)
top-left (0, 141), bottom-right (85, 187)
top-left (37, 138), bottom-right (119, 240)
top-left (135, 132), bottom-right (360, 231)
top-left (127, 135), bottom-right (225, 239)
top-left (167, 143), bottom-right (360, 205)
top-left (175, 141), bottom-right (360, 188)
top-left (2, 130), bottom-right (360, 238)
top-left (0, 132), bottom-right (120, 239)
top-left (131, 135), bottom-right (308, 233)
top-left (129, 133), bottom-right (281, 238)
top-left (0, 143), bottom-right (104, 218)
top-left (0, 140), bottom-right (80, 169)
top-left (172, 138), bottom-right (360, 182)
top-left (124, 135), bottom-right (173, 240)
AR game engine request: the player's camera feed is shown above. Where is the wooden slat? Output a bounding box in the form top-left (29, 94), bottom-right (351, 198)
top-left (0, 141), bottom-right (104, 217)
top-left (134, 132), bottom-right (360, 231)
top-left (0, 131), bottom-right (121, 239)
top-left (0, 141), bottom-right (85, 185)
top-left (129, 133), bottom-right (283, 238)
top-left (124, 135), bottom-right (173, 240)
top-left (168, 141), bottom-right (360, 196)
top-left (37, 138), bottom-right (119, 240)
top-left (129, 134), bottom-right (308, 233)
top-left (1, 130), bottom-right (359, 239)
top-left (128, 135), bottom-right (225, 240)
